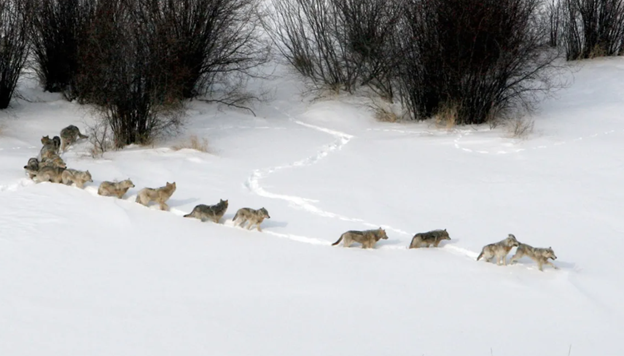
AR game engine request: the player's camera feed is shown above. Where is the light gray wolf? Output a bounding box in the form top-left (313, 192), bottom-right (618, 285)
top-left (476, 234), bottom-right (520, 265)
top-left (332, 227), bottom-right (388, 249)
top-left (409, 229), bottom-right (450, 248)
top-left (60, 124), bottom-right (88, 151)
top-left (24, 157), bottom-right (39, 179)
top-left (35, 166), bottom-right (66, 183)
top-left (98, 179), bottom-right (135, 198)
top-left (184, 199), bottom-right (229, 223)
top-left (40, 135), bottom-right (60, 160)
top-left (61, 168), bottom-right (93, 189)
top-left (510, 243), bottom-right (558, 271)
top-left (39, 154), bottom-right (66, 169)
top-left (232, 207), bottom-right (271, 232)
top-left (135, 182), bottom-right (177, 210)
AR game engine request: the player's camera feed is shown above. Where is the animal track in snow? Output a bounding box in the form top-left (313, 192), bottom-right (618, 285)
top-left (453, 126), bottom-right (622, 156)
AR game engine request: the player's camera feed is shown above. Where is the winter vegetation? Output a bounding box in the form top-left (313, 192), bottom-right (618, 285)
top-left (1, 0), bottom-right (624, 354)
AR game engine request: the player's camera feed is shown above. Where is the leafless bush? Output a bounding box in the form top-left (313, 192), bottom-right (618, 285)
top-left (86, 119), bottom-right (113, 158)
top-left (137, 0), bottom-right (269, 100)
top-left (0, 0), bottom-right (33, 109)
top-left (394, 0), bottom-right (563, 125)
top-left (506, 116), bottom-right (535, 139)
top-left (264, 0), bottom-right (400, 97)
top-left (172, 134), bottom-right (209, 152)
top-left (75, 0), bottom-right (183, 148)
top-left (559, 0), bottom-right (624, 60)
top-left (547, 0), bottom-right (563, 47)
top-left (30, 0), bottom-right (96, 97)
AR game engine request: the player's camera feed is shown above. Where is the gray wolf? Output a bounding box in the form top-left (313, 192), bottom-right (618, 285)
top-left (40, 135), bottom-right (60, 160)
top-left (98, 179), bottom-right (135, 198)
top-left (61, 168), bottom-right (93, 189)
top-left (476, 234), bottom-right (520, 265)
top-left (39, 154), bottom-right (66, 169)
top-left (60, 125), bottom-right (88, 151)
top-left (184, 199), bottom-right (229, 223)
top-left (232, 207), bottom-right (271, 232)
top-left (332, 228), bottom-right (388, 249)
top-left (35, 166), bottom-right (66, 183)
top-left (409, 229), bottom-right (450, 248)
top-left (135, 182), bottom-right (177, 210)
top-left (24, 157), bottom-right (39, 179)
top-left (510, 243), bottom-right (558, 271)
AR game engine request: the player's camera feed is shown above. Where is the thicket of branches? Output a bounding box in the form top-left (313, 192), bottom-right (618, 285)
top-left (30, 0), bottom-right (96, 97)
top-left (267, 0), bottom-right (562, 125)
top-left (550, 0), bottom-right (624, 60)
top-left (0, 0), bottom-right (32, 109)
top-left (53, 0), bottom-right (268, 147)
top-left (265, 0), bottom-right (400, 98)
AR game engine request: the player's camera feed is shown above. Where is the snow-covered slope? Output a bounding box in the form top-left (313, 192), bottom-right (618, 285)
top-left (1, 59), bottom-right (624, 356)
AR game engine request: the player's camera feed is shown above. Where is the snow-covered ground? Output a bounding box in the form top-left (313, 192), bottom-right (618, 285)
top-left (1, 58), bottom-right (624, 356)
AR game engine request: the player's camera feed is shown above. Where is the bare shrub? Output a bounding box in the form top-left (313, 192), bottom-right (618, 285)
top-left (546, 0), bottom-right (562, 47)
top-left (559, 0), bottom-right (624, 60)
top-left (86, 119), bottom-right (113, 158)
top-left (172, 135), bottom-right (209, 152)
top-left (139, 0), bottom-right (269, 100)
top-left (433, 102), bottom-right (459, 130)
top-left (394, 0), bottom-right (563, 125)
top-left (0, 0), bottom-right (33, 109)
top-left (76, 0), bottom-right (184, 148)
top-left (264, 0), bottom-right (400, 97)
top-left (506, 116), bottom-right (535, 139)
top-left (30, 0), bottom-right (96, 97)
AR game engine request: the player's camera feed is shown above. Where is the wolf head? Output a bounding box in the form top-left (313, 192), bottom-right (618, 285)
top-left (259, 207), bottom-right (270, 219)
top-left (505, 234), bottom-right (520, 247)
top-left (166, 181), bottom-right (176, 190)
top-left (41, 135), bottom-right (52, 145)
top-left (544, 247), bottom-right (557, 260)
top-left (24, 157), bottom-right (39, 170)
top-left (84, 170), bottom-right (93, 183)
top-left (122, 179), bottom-right (135, 188)
top-left (219, 199), bottom-right (229, 206)
top-left (440, 229), bottom-right (450, 240)
top-left (378, 227), bottom-right (388, 240)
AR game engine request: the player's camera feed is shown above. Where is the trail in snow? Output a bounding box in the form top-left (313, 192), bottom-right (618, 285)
top-left (240, 107), bottom-right (527, 265)
top-left (453, 128), bottom-right (621, 155)
top-left (366, 125), bottom-right (623, 155)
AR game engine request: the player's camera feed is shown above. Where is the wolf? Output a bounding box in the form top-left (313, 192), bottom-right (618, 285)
top-left (409, 229), bottom-right (450, 248)
top-left (184, 199), bottom-right (229, 223)
top-left (135, 182), bottom-right (177, 210)
top-left (24, 157), bottom-right (40, 179)
top-left (40, 135), bottom-right (59, 160)
top-left (61, 168), bottom-right (93, 189)
top-left (39, 154), bottom-right (66, 169)
top-left (98, 179), bottom-right (135, 199)
top-left (476, 234), bottom-right (520, 265)
top-left (60, 124), bottom-right (88, 151)
top-left (232, 207), bottom-right (271, 232)
top-left (332, 228), bottom-right (389, 249)
top-left (35, 166), bottom-right (66, 183)
top-left (510, 243), bottom-right (558, 271)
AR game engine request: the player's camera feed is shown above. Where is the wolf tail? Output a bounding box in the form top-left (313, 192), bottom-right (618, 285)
top-left (183, 213), bottom-right (192, 218)
top-left (476, 251), bottom-right (484, 261)
top-left (331, 235), bottom-right (343, 246)
top-left (232, 211), bottom-right (239, 222)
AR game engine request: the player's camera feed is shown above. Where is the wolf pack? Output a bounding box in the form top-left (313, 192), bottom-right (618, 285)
top-left (22, 125), bottom-right (559, 272)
